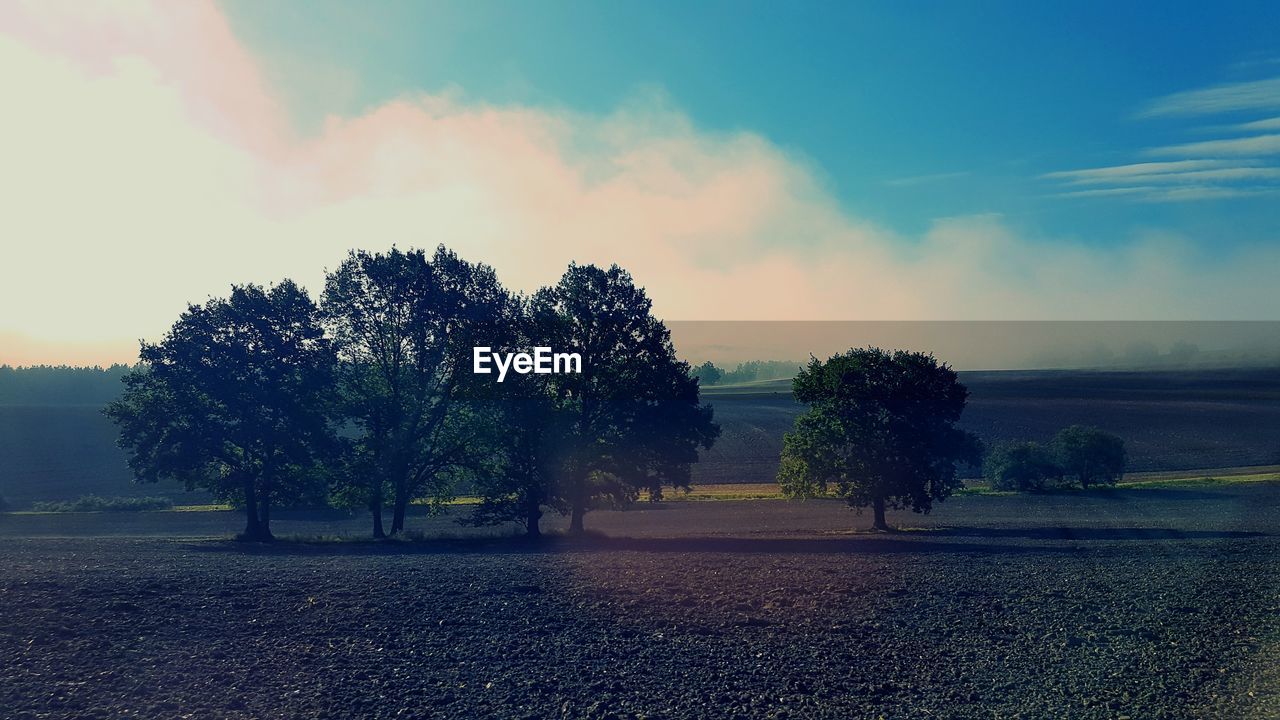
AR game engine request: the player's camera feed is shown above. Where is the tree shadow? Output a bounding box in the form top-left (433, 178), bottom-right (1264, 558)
top-left (916, 526), bottom-right (1267, 541)
top-left (1082, 488), bottom-right (1228, 501)
top-left (186, 533), bottom-right (1090, 557)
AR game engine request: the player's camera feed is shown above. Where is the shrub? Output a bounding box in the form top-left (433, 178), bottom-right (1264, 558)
top-left (1053, 426), bottom-right (1126, 488)
top-left (31, 495), bottom-right (173, 512)
top-left (984, 441), bottom-right (1061, 491)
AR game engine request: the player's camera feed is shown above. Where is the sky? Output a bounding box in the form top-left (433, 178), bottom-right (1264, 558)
top-left (1, 0), bottom-right (1279, 366)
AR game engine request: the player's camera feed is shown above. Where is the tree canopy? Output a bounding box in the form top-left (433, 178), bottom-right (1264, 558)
top-left (518, 263), bottom-right (720, 534)
top-left (777, 347), bottom-right (982, 530)
top-left (321, 246), bottom-right (514, 537)
top-left (690, 361), bottom-right (723, 387)
top-left (104, 281), bottom-right (336, 541)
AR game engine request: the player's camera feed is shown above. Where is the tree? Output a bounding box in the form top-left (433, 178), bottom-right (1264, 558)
top-left (104, 281), bottom-right (336, 541)
top-left (984, 441), bottom-right (1061, 491)
top-left (466, 303), bottom-right (568, 539)
top-left (690, 361), bottom-right (723, 386)
top-left (1053, 425), bottom-right (1126, 489)
top-left (321, 246), bottom-right (513, 537)
top-left (777, 348), bottom-right (982, 531)
top-left (522, 263), bottom-right (719, 534)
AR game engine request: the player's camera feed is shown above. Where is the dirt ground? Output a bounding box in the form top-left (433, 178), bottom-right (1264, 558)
top-left (2, 485), bottom-right (1279, 719)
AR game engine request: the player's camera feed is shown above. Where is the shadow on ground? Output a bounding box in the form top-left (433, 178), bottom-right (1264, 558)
top-left (185, 533), bottom-right (1115, 558)
top-left (916, 526), bottom-right (1266, 540)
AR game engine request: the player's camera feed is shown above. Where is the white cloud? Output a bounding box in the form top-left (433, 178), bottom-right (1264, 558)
top-left (1043, 160), bottom-right (1263, 182)
top-left (1231, 116), bottom-right (1280, 132)
top-left (1139, 76), bottom-right (1280, 117)
top-left (1145, 134), bottom-right (1280, 157)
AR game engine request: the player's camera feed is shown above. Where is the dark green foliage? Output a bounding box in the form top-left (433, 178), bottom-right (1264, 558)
top-left (31, 495), bottom-right (173, 512)
top-left (690, 361), bottom-right (724, 386)
top-left (479, 263), bottom-right (719, 535)
top-left (104, 280), bottom-right (337, 541)
top-left (777, 347), bottom-right (982, 530)
top-left (1054, 425), bottom-right (1126, 488)
top-left (985, 442), bottom-right (1061, 491)
top-left (321, 246), bottom-right (515, 537)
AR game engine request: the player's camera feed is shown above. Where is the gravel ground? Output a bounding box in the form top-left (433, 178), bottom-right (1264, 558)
top-left (2, 485), bottom-right (1279, 719)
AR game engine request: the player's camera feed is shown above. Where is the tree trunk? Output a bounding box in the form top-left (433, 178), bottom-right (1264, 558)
top-left (389, 477), bottom-right (408, 535)
top-left (258, 493), bottom-right (274, 541)
top-left (872, 497), bottom-right (889, 531)
top-left (241, 478), bottom-right (262, 540)
top-left (568, 470), bottom-right (586, 535)
top-left (525, 500), bottom-right (542, 540)
top-left (370, 493), bottom-right (386, 539)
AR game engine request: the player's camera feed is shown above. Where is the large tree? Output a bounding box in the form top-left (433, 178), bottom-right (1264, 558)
top-left (777, 348), bottom-right (982, 530)
top-left (104, 281), bottom-right (336, 541)
top-left (321, 246), bottom-right (512, 537)
top-left (526, 263), bottom-right (720, 534)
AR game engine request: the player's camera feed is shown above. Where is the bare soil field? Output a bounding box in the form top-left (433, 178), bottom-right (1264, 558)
top-left (3, 484), bottom-right (1279, 719)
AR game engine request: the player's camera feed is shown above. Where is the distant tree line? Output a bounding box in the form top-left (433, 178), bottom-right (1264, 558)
top-left (690, 360), bottom-right (802, 386)
top-left (31, 495), bottom-right (173, 512)
top-left (984, 426), bottom-right (1127, 492)
top-left (0, 364), bottom-right (133, 405)
top-left (105, 247), bottom-right (719, 541)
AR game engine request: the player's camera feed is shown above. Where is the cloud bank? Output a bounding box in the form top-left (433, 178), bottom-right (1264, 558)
top-left (1, 1), bottom-right (1278, 366)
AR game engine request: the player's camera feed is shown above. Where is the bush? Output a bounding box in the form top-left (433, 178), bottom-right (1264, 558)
top-left (31, 495), bottom-right (173, 512)
top-left (984, 442), bottom-right (1061, 491)
top-left (1053, 425), bottom-right (1126, 488)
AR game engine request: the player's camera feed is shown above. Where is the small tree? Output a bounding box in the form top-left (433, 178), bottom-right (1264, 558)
top-left (105, 281), bottom-right (337, 541)
top-left (1053, 425), bottom-right (1126, 488)
top-left (691, 361), bottom-right (723, 386)
top-left (984, 442), bottom-right (1061, 491)
top-left (777, 348), bottom-right (982, 530)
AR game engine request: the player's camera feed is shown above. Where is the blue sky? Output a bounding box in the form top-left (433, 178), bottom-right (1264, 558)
top-left (224, 0), bottom-right (1280, 247)
top-left (2, 1), bottom-right (1279, 365)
